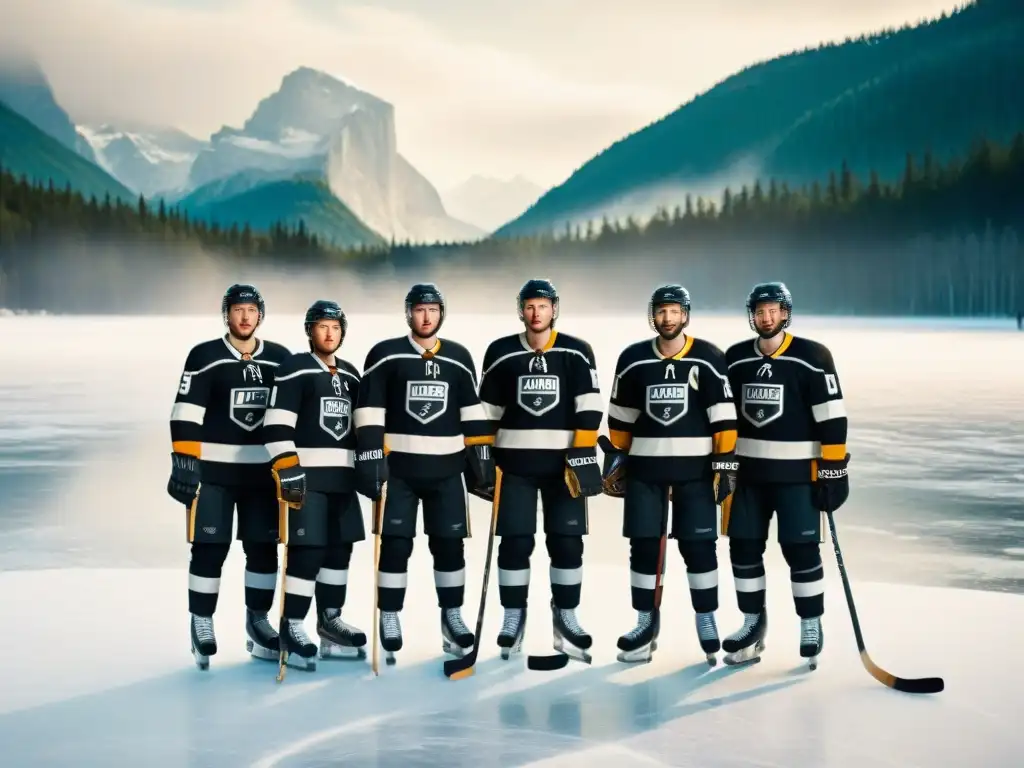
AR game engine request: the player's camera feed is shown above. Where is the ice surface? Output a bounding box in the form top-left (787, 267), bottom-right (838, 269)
top-left (1, 548), bottom-right (1022, 767)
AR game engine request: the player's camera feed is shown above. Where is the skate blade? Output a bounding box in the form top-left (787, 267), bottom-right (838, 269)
top-left (384, 651), bottom-right (396, 666)
top-left (319, 640), bottom-right (367, 661)
top-left (192, 649), bottom-right (210, 671)
top-left (616, 643), bottom-right (654, 664)
top-left (706, 653), bottom-right (718, 667)
top-left (443, 641), bottom-right (473, 659)
top-left (286, 654), bottom-right (318, 672)
top-left (806, 655), bottom-right (819, 671)
top-left (246, 639), bottom-right (279, 662)
top-left (554, 637), bottom-right (592, 665)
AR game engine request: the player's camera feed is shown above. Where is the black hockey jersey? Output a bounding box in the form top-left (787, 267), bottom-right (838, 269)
top-left (170, 336), bottom-right (291, 487)
top-left (479, 330), bottom-right (602, 478)
top-left (353, 335), bottom-right (491, 480)
top-left (606, 336), bottom-right (737, 484)
top-left (725, 333), bottom-right (848, 484)
top-left (263, 352), bottom-right (360, 494)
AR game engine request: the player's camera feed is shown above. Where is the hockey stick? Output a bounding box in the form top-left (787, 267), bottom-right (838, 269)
top-left (276, 502), bottom-right (290, 683)
top-left (826, 508), bottom-right (944, 694)
top-left (370, 486), bottom-right (386, 677)
top-left (444, 467), bottom-right (502, 680)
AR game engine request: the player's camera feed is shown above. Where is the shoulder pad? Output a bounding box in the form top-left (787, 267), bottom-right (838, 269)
top-left (277, 352), bottom-right (318, 376)
top-left (783, 336), bottom-right (834, 369)
top-left (725, 337), bottom-right (758, 363)
top-left (689, 337), bottom-right (726, 362)
top-left (184, 338), bottom-right (235, 370)
top-left (260, 340), bottom-right (292, 363)
top-left (335, 357), bottom-right (362, 380)
top-left (616, 339), bottom-right (656, 370)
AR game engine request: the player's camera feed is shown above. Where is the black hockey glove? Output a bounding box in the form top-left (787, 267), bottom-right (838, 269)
top-left (271, 464), bottom-right (306, 509)
top-left (814, 453), bottom-right (850, 512)
top-left (711, 453), bottom-right (739, 505)
top-left (464, 443), bottom-right (496, 502)
top-left (564, 447), bottom-right (603, 499)
top-left (597, 435), bottom-right (626, 498)
top-left (166, 452), bottom-right (199, 506)
top-left (355, 447), bottom-right (389, 501)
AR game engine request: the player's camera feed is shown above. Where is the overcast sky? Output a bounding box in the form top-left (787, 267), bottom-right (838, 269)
top-left (0, 0), bottom-right (961, 190)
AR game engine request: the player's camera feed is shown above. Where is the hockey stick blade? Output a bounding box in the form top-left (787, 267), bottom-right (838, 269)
top-left (526, 653), bottom-right (571, 671)
top-left (826, 509), bottom-right (944, 695)
top-left (444, 650), bottom-right (478, 680)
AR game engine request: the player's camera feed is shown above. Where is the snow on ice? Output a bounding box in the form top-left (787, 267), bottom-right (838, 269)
top-left (1, 541), bottom-right (1022, 767)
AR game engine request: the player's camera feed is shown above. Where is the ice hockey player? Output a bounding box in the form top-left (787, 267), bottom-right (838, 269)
top-left (601, 284), bottom-right (737, 665)
top-left (721, 281), bottom-right (849, 669)
top-left (352, 283), bottom-right (494, 664)
top-left (262, 300), bottom-right (367, 671)
top-left (167, 283), bottom-right (291, 670)
top-left (478, 278), bottom-right (604, 664)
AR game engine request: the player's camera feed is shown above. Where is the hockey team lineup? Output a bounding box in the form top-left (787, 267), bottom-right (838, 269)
top-left (168, 278), bottom-right (945, 695)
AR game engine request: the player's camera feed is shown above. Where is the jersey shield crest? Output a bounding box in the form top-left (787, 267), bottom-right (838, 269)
top-left (645, 383), bottom-right (689, 426)
top-left (405, 380), bottom-right (449, 425)
top-left (319, 396), bottom-right (352, 440)
top-left (229, 386), bottom-right (270, 431)
top-left (741, 383), bottom-right (784, 427)
top-left (517, 374), bottom-right (560, 416)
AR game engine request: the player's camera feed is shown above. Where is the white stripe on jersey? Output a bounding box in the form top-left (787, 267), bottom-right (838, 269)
top-left (460, 403), bottom-right (488, 422)
top-left (574, 392), bottom-right (603, 413)
top-left (170, 402), bottom-right (205, 424)
top-left (495, 428), bottom-right (573, 451)
top-left (481, 401), bottom-right (505, 420)
top-left (298, 447), bottom-right (355, 468)
top-left (264, 408), bottom-right (298, 428)
top-left (386, 433), bottom-right (464, 456)
top-left (811, 399), bottom-right (846, 422)
top-left (630, 436), bottom-right (712, 457)
top-left (266, 440), bottom-right (297, 458)
top-left (706, 402), bottom-right (737, 423)
top-left (203, 443), bottom-right (270, 464)
top-left (737, 438), bottom-right (819, 460)
top-left (608, 403), bottom-right (640, 423)
top-left (354, 406), bottom-right (387, 428)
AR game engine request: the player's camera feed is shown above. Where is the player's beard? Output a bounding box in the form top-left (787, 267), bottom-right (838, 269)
top-left (411, 320), bottom-right (439, 340)
top-left (655, 320), bottom-right (684, 341)
top-left (313, 337), bottom-right (343, 356)
top-left (229, 324), bottom-right (256, 342)
top-left (755, 319), bottom-right (785, 340)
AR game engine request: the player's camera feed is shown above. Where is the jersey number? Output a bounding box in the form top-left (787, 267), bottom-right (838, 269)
top-left (179, 372), bottom-right (192, 395)
top-left (824, 374), bottom-right (838, 395)
top-left (723, 380), bottom-right (733, 398)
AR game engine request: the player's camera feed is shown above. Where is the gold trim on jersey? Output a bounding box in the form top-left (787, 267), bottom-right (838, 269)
top-left (609, 429), bottom-right (632, 450)
top-left (652, 335), bottom-right (694, 360)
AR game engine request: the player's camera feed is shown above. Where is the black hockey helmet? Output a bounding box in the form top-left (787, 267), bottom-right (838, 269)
top-left (746, 281), bottom-right (793, 332)
top-left (221, 283), bottom-right (265, 326)
top-left (517, 278), bottom-right (559, 322)
top-left (648, 283), bottom-right (691, 331)
top-left (304, 299), bottom-right (347, 340)
top-left (404, 282), bottom-right (445, 330)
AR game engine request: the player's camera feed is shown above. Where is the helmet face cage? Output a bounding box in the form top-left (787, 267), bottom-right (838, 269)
top-left (221, 283), bottom-right (265, 327)
top-left (517, 279), bottom-right (560, 323)
top-left (746, 282), bottom-right (793, 332)
top-left (647, 284), bottom-right (691, 332)
top-left (404, 284), bottom-right (446, 330)
top-left (304, 301), bottom-right (347, 342)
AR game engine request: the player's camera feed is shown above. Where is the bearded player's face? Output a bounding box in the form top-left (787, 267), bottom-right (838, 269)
top-left (227, 303), bottom-right (259, 341)
top-left (522, 299), bottom-right (554, 332)
top-left (410, 304), bottom-right (441, 338)
top-left (654, 304), bottom-right (686, 340)
top-left (753, 301), bottom-right (788, 337)
top-left (310, 320), bottom-right (343, 355)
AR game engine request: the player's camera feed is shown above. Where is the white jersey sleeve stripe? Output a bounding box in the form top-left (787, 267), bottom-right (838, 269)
top-left (170, 402), bottom-right (206, 424)
top-left (264, 408), bottom-right (298, 428)
top-left (574, 392), bottom-right (603, 413)
top-left (811, 399), bottom-right (847, 422)
top-left (354, 406), bottom-right (387, 428)
top-left (608, 403), bottom-right (640, 424)
top-left (706, 402), bottom-right (737, 424)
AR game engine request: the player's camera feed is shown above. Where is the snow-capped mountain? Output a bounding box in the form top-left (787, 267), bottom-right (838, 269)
top-left (78, 123), bottom-right (208, 199)
top-left (443, 175), bottom-right (545, 233)
top-left (189, 67), bottom-right (481, 243)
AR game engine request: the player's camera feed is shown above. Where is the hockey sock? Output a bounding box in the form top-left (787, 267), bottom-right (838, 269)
top-left (188, 542), bottom-right (230, 616)
top-left (678, 539), bottom-right (719, 613)
top-left (316, 542), bottom-right (352, 612)
top-left (242, 540), bottom-right (278, 612)
top-left (377, 536), bottom-right (413, 611)
top-left (547, 534), bottom-right (583, 609)
top-left (428, 536), bottom-right (466, 608)
top-left (282, 546), bottom-right (324, 620)
top-left (729, 538), bottom-right (767, 614)
top-left (628, 537), bottom-right (660, 612)
top-left (781, 542), bottom-right (825, 618)
top-left (497, 535), bottom-right (534, 609)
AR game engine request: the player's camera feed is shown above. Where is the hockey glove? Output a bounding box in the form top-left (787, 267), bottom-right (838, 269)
top-left (711, 453), bottom-right (739, 505)
top-left (464, 443), bottom-right (496, 502)
top-left (271, 464), bottom-right (306, 509)
top-left (814, 453), bottom-right (850, 512)
top-left (166, 452), bottom-right (200, 506)
top-left (597, 435), bottom-right (626, 498)
top-left (355, 448), bottom-right (389, 501)
top-left (564, 447), bottom-right (603, 499)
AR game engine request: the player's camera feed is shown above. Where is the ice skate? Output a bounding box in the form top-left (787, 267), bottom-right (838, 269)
top-left (616, 609), bottom-right (659, 664)
top-left (696, 611), bottom-right (720, 666)
top-left (441, 607), bottom-right (475, 658)
top-left (245, 609), bottom-right (280, 661)
top-left (317, 608), bottom-right (367, 660)
top-left (190, 614), bottom-right (217, 671)
top-left (497, 606), bottom-right (527, 660)
top-left (722, 610), bottom-right (767, 666)
top-left (379, 610), bottom-right (402, 665)
top-left (800, 616), bottom-right (823, 671)
top-left (551, 599), bottom-right (593, 664)
top-left (279, 617), bottom-right (318, 673)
